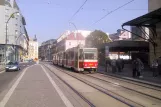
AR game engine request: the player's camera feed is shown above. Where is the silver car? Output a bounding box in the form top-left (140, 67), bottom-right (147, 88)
top-left (5, 62), bottom-right (21, 72)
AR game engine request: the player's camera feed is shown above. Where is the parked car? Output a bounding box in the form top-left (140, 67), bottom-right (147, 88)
top-left (5, 62), bottom-right (20, 72)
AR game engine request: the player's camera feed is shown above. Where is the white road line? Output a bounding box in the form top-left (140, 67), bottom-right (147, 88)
top-left (0, 65), bottom-right (35, 107)
top-left (0, 70), bottom-right (5, 74)
top-left (41, 65), bottom-right (74, 107)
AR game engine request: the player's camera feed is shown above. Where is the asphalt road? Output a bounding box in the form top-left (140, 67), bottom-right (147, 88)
top-left (0, 62), bottom-right (35, 96)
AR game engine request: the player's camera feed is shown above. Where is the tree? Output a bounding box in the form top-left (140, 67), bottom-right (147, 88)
top-left (86, 30), bottom-right (111, 48)
top-left (86, 30), bottom-right (111, 66)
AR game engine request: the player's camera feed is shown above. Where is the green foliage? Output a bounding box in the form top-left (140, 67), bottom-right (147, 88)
top-left (86, 30), bottom-right (111, 48)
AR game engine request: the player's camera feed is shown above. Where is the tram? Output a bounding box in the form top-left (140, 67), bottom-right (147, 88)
top-left (53, 46), bottom-right (98, 73)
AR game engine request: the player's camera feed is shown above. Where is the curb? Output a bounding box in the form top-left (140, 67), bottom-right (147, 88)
top-left (98, 71), bottom-right (161, 88)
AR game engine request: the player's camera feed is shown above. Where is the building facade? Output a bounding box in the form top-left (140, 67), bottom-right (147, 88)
top-left (0, 0), bottom-right (29, 63)
top-left (39, 39), bottom-right (56, 61)
top-left (148, 0), bottom-right (161, 63)
top-left (28, 36), bottom-right (38, 60)
top-left (131, 26), bottom-right (149, 41)
top-left (56, 32), bottom-right (85, 53)
top-left (109, 29), bottom-right (131, 41)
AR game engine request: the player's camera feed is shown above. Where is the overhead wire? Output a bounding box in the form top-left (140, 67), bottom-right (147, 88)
top-left (91, 0), bottom-right (135, 25)
top-left (69, 0), bottom-right (88, 21)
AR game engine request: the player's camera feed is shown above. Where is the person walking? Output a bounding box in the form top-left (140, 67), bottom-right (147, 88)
top-left (116, 59), bottom-right (122, 72)
top-left (105, 57), bottom-right (111, 72)
top-left (111, 59), bottom-right (117, 73)
top-left (132, 59), bottom-right (138, 77)
top-left (136, 58), bottom-right (144, 78)
top-left (157, 57), bottom-right (161, 75)
top-left (152, 59), bottom-right (158, 77)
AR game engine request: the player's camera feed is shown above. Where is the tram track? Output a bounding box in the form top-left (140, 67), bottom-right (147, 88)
top-left (42, 64), bottom-right (95, 107)
top-left (44, 63), bottom-right (146, 107)
top-left (95, 72), bottom-right (161, 91)
top-left (48, 63), bottom-right (161, 107)
top-left (85, 74), bottom-right (161, 100)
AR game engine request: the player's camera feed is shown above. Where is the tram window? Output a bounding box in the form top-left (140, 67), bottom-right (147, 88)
top-left (84, 53), bottom-right (96, 60)
top-left (79, 49), bottom-right (83, 60)
top-left (71, 51), bottom-right (74, 59)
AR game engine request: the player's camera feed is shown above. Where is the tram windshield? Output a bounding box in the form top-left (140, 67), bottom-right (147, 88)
top-left (83, 49), bottom-right (97, 60)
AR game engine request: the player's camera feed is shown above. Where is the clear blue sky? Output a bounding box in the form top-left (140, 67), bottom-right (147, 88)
top-left (17, 0), bottom-right (148, 44)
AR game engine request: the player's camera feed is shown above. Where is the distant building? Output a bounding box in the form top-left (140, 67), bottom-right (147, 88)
top-left (56, 32), bottom-right (85, 53)
top-left (39, 39), bottom-right (56, 61)
top-left (28, 36), bottom-right (38, 60)
top-left (109, 29), bottom-right (131, 41)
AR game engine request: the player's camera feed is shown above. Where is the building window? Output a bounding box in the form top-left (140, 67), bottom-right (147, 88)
top-left (69, 42), bottom-right (71, 45)
top-left (5, 8), bottom-right (9, 13)
top-left (15, 30), bottom-right (18, 35)
top-left (5, 15), bottom-right (9, 18)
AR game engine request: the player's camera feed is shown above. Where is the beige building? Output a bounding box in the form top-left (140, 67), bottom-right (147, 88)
top-left (28, 36), bottom-right (38, 60)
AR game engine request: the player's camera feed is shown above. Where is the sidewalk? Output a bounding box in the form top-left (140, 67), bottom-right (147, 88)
top-left (0, 65), bottom-right (5, 73)
top-left (98, 64), bottom-right (161, 85)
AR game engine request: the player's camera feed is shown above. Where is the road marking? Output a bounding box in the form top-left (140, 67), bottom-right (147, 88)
top-left (0, 70), bottom-right (5, 74)
top-left (41, 65), bottom-right (74, 107)
top-left (0, 65), bottom-right (35, 107)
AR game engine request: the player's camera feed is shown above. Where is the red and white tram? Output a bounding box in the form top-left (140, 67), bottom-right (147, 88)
top-left (53, 46), bottom-right (98, 73)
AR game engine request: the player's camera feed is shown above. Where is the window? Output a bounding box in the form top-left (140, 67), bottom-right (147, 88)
top-left (84, 53), bottom-right (96, 60)
top-left (15, 30), bottom-right (18, 35)
top-left (5, 9), bottom-right (9, 13)
top-left (69, 42), bottom-right (71, 45)
top-left (5, 15), bottom-right (9, 18)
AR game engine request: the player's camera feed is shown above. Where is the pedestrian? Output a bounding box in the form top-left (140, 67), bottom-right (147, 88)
top-left (132, 59), bottom-right (138, 77)
top-left (136, 58), bottom-right (144, 78)
top-left (157, 56), bottom-right (161, 75)
top-left (116, 59), bottom-right (122, 72)
top-left (121, 59), bottom-right (124, 70)
top-left (152, 59), bottom-right (158, 77)
top-left (111, 59), bottom-right (117, 73)
top-left (106, 57), bottom-right (111, 72)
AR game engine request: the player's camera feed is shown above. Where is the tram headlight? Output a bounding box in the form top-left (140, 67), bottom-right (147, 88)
top-left (84, 64), bottom-right (87, 67)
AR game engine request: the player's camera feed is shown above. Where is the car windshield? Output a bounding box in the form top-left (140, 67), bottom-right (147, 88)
top-left (7, 62), bottom-right (18, 65)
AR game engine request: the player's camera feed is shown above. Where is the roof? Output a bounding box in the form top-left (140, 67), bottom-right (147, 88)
top-left (122, 8), bottom-right (161, 27)
top-left (65, 32), bottom-right (85, 40)
top-left (98, 40), bottom-right (149, 52)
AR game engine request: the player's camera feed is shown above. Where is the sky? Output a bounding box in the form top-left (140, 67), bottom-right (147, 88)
top-left (16, 0), bottom-right (148, 44)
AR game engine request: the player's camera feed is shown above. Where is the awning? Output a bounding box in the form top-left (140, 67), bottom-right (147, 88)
top-left (98, 40), bottom-right (149, 52)
top-left (122, 8), bottom-right (161, 27)
top-left (122, 8), bottom-right (161, 55)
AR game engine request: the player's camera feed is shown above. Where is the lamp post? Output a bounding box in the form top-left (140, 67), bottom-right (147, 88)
top-left (5, 12), bottom-right (19, 64)
top-left (15, 33), bottom-right (26, 61)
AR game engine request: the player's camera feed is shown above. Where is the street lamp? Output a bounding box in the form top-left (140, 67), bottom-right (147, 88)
top-left (69, 22), bottom-right (79, 46)
top-left (5, 12), bottom-right (19, 64)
